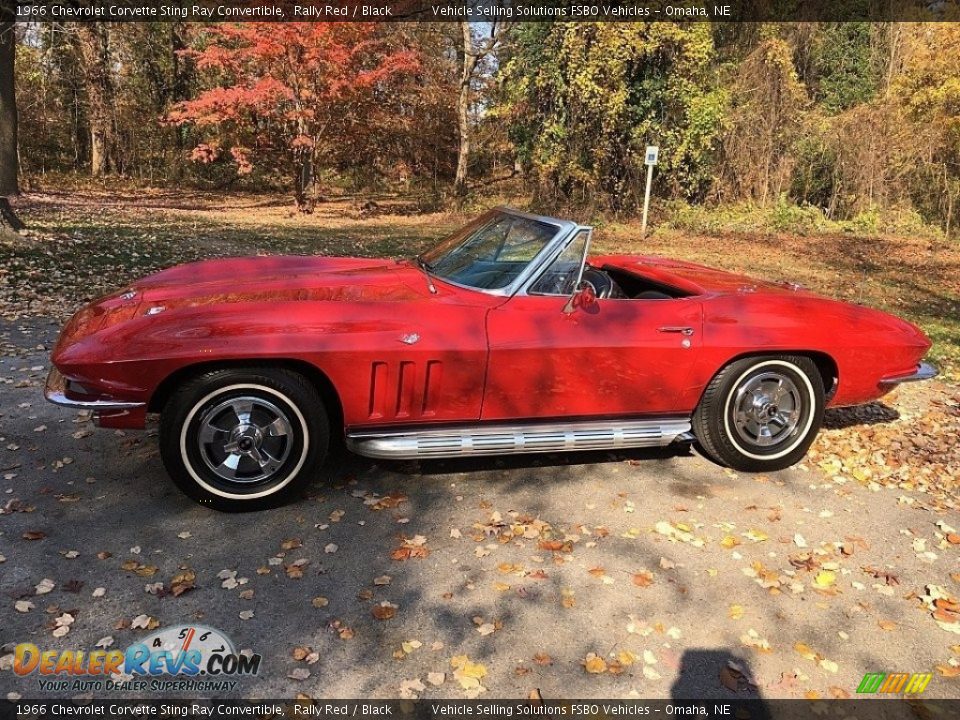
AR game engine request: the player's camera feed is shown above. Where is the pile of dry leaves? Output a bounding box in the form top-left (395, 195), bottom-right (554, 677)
top-left (809, 382), bottom-right (960, 506)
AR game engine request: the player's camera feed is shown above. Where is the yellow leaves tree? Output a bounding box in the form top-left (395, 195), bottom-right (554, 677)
top-left (894, 24), bottom-right (960, 237)
top-left (500, 23), bottom-right (725, 210)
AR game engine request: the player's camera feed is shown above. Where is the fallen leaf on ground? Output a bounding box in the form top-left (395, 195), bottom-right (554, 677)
top-left (740, 629), bottom-right (772, 653)
top-left (744, 529), bottom-right (768, 543)
top-left (451, 655), bottom-right (487, 695)
top-left (583, 653), bottom-right (608, 674)
top-left (372, 601), bottom-right (398, 620)
top-left (720, 666), bottom-right (741, 692)
top-left (533, 653), bottom-right (553, 666)
top-left (632, 570), bottom-right (655, 587)
top-left (285, 559), bottom-right (310, 579)
top-left (392, 535), bottom-right (430, 560)
top-left (813, 570), bottom-right (836, 589)
top-left (170, 569), bottom-right (195, 597)
top-left (427, 672), bottom-right (445, 686)
top-left (399, 678), bottom-right (425, 699)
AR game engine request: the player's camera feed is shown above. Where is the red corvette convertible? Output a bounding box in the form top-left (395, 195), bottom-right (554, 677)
top-left (46, 208), bottom-right (936, 510)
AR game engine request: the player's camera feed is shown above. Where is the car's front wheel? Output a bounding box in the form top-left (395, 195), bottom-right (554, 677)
top-left (160, 367), bottom-right (328, 511)
top-left (693, 355), bottom-right (825, 472)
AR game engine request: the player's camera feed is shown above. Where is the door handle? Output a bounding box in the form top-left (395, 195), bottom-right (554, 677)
top-left (658, 326), bottom-right (694, 336)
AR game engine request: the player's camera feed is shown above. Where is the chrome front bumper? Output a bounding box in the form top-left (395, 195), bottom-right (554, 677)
top-left (879, 361), bottom-right (938, 387)
top-left (44, 367), bottom-right (145, 411)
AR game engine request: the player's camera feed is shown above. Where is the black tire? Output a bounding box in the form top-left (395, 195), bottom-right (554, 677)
top-left (160, 367), bottom-right (328, 511)
top-left (692, 355), bottom-right (825, 472)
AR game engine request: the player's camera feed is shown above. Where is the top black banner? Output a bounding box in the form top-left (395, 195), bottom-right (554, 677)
top-left (8, 0), bottom-right (960, 22)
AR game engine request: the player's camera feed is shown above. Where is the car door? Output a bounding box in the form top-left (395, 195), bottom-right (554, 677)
top-left (482, 232), bottom-right (703, 420)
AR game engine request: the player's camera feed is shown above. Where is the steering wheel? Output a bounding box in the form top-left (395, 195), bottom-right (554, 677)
top-left (580, 268), bottom-right (615, 299)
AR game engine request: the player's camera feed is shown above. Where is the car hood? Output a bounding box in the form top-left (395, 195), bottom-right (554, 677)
top-left (132, 255), bottom-right (428, 306)
top-left (53, 256), bottom-right (430, 351)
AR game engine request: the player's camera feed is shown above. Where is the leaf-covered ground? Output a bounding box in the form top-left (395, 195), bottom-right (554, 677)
top-left (1, 191), bottom-right (958, 700)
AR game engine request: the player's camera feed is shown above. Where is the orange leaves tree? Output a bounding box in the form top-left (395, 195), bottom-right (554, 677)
top-left (166, 23), bottom-right (417, 209)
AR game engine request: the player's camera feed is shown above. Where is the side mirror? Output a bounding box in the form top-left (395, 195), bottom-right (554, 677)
top-left (562, 281), bottom-right (597, 315)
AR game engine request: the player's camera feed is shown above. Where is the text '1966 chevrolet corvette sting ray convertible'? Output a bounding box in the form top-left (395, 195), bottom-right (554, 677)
top-left (46, 208), bottom-right (937, 510)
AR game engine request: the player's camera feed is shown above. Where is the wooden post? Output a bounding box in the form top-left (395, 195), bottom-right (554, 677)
top-left (641, 146), bottom-right (659, 238)
top-left (641, 162), bottom-right (654, 239)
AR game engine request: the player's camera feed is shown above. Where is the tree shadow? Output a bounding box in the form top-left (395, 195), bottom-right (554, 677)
top-left (823, 402), bottom-right (899, 430)
top-left (671, 648), bottom-right (771, 718)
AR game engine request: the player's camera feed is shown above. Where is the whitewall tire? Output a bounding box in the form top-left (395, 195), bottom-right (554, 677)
top-left (693, 356), bottom-right (825, 472)
top-left (160, 368), bottom-right (328, 511)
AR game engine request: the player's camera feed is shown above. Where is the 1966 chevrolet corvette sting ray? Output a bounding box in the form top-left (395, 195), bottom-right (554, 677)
top-left (45, 208), bottom-right (936, 510)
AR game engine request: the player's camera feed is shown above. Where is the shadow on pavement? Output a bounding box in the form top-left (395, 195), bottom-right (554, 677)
top-left (823, 402), bottom-right (899, 429)
top-left (671, 648), bottom-right (771, 719)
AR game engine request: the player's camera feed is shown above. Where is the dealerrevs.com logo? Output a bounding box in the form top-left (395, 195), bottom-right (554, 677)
top-left (14, 625), bottom-right (261, 693)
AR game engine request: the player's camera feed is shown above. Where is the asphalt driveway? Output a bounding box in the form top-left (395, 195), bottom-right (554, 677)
top-left (1, 318), bottom-right (959, 702)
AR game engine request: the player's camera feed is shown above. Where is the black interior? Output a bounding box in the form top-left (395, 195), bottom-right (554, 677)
top-left (579, 267), bottom-right (621, 299)
top-left (587, 264), bottom-right (694, 300)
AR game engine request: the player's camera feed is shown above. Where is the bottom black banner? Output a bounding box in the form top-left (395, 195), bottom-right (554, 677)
top-left (2, 699), bottom-right (959, 720)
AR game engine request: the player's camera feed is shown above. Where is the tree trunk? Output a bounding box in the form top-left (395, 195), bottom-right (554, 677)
top-left (0, 19), bottom-right (18, 197)
top-left (170, 22), bottom-right (189, 179)
top-left (454, 22), bottom-right (478, 198)
top-left (292, 112), bottom-right (315, 213)
top-left (293, 151), bottom-right (315, 213)
top-left (74, 24), bottom-right (115, 177)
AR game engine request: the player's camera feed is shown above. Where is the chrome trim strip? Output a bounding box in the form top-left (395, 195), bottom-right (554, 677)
top-left (346, 417), bottom-right (692, 460)
top-left (44, 390), bottom-right (145, 411)
top-left (879, 361), bottom-right (938, 386)
top-left (44, 368), bottom-right (145, 411)
top-left (521, 226), bottom-right (594, 298)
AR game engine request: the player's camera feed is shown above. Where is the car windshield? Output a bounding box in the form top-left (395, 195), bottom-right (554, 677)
top-left (418, 211), bottom-right (560, 291)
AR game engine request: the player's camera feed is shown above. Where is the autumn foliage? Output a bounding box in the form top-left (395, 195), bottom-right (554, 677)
top-left (166, 23), bottom-right (418, 209)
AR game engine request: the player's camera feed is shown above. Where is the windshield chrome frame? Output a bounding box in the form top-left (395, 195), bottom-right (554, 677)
top-left (519, 226), bottom-right (593, 298)
top-left (423, 207), bottom-right (580, 297)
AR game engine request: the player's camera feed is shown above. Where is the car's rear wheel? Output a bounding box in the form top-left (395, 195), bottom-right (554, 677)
top-left (693, 355), bottom-right (824, 472)
top-left (160, 367), bottom-right (328, 511)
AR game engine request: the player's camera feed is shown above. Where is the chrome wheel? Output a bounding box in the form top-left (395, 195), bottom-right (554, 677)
top-left (731, 371), bottom-right (802, 448)
top-left (196, 395), bottom-right (294, 484)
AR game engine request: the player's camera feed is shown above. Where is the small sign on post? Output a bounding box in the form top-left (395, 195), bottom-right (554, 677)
top-left (641, 145), bottom-right (658, 239)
